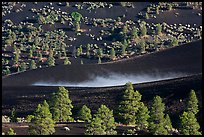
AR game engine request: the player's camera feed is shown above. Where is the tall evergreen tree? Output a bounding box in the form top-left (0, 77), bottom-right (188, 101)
top-left (149, 96), bottom-right (168, 135)
top-left (118, 82), bottom-right (142, 125)
top-left (179, 111), bottom-right (201, 135)
top-left (164, 114), bottom-right (173, 133)
top-left (135, 102), bottom-right (150, 130)
top-left (78, 105), bottom-right (92, 122)
top-left (85, 117), bottom-right (105, 135)
top-left (49, 87), bottom-right (73, 122)
top-left (28, 100), bottom-right (55, 135)
top-left (186, 89), bottom-right (199, 115)
top-left (95, 105), bottom-right (117, 135)
top-left (85, 105), bottom-right (117, 135)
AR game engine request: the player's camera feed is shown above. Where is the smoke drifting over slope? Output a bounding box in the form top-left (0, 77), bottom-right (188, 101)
top-left (32, 72), bottom-right (186, 87)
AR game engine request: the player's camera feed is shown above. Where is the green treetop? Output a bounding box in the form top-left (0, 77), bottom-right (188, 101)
top-left (148, 96), bottom-right (168, 135)
top-left (179, 111), bottom-right (201, 135)
top-left (118, 82), bottom-right (142, 125)
top-left (49, 87), bottom-right (74, 122)
top-left (186, 89), bottom-right (199, 115)
top-left (28, 100), bottom-right (55, 135)
top-left (78, 105), bottom-right (92, 122)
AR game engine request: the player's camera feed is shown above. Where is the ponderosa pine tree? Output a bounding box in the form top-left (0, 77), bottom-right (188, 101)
top-left (164, 114), bottom-right (173, 133)
top-left (78, 105), bottom-right (92, 122)
top-left (28, 100), bottom-right (55, 135)
top-left (110, 48), bottom-right (116, 60)
top-left (135, 102), bottom-right (150, 130)
top-left (179, 111), bottom-right (201, 135)
top-left (95, 105), bottom-right (117, 135)
top-left (118, 82), bottom-right (142, 125)
top-left (85, 105), bottom-right (117, 135)
top-left (49, 87), bottom-right (73, 122)
top-left (85, 117), bottom-right (105, 135)
top-left (156, 23), bottom-right (162, 35)
top-left (47, 50), bottom-right (55, 67)
top-left (148, 96), bottom-right (168, 135)
top-left (131, 27), bottom-right (138, 39)
top-left (186, 89), bottom-right (199, 115)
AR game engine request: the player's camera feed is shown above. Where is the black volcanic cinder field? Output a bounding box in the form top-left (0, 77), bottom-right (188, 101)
top-left (2, 2), bottom-right (202, 135)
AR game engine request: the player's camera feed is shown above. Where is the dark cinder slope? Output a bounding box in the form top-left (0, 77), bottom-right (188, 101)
top-left (2, 40), bottom-right (202, 87)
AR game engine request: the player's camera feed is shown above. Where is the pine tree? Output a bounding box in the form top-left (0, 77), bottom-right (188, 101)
top-left (118, 82), bottom-right (142, 125)
top-left (64, 57), bottom-right (71, 65)
top-left (170, 37), bottom-right (178, 47)
top-left (156, 6), bottom-right (160, 14)
top-left (29, 60), bottom-right (37, 70)
top-left (145, 13), bottom-right (149, 19)
top-left (11, 108), bottom-right (17, 123)
top-left (85, 117), bottom-right (105, 135)
top-left (28, 100), bottom-right (55, 135)
top-left (164, 114), bottom-right (173, 133)
top-left (95, 105), bottom-right (117, 135)
top-left (149, 96), bottom-right (168, 135)
top-left (186, 89), bottom-right (199, 115)
top-left (156, 23), bottom-right (162, 35)
top-left (179, 111), bottom-right (201, 135)
top-left (121, 44), bottom-right (126, 56)
top-left (47, 55), bottom-right (55, 67)
top-left (76, 48), bottom-right (81, 57)
top-left (78, 105), bottom-right (92, 122)
top-left (97, 48), bottom-right (103, 58)
top-left (139, 40), bottom-right (146, 53)
top-left (7, 128), bottom-right (16, 135)
top-left (140, 23), bottom-right (147, 36)
top-left (20, 62), bottom-right (27, 72)
top-left (110, 48), bottom-right (115, 60)
top-left (49, 87), bottom-right (73, 122)
top-left (135, 102), bottom-right (150, 130)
